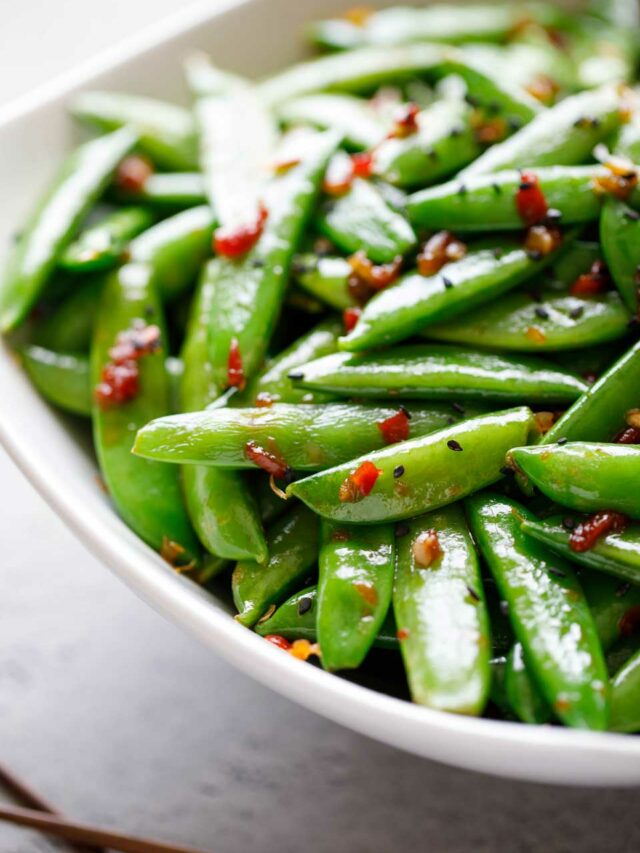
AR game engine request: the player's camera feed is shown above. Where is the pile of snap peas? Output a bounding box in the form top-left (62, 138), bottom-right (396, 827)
top-left (5, 0), bottom-right (640, 733)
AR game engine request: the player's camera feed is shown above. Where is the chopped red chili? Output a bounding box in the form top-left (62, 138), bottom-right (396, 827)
top-left (109, 323), bottom-right (161, 364)
top-left (390, 102), bottom-right (420, 138)
top-left (524, 224), bottom-right (562, 257)
top-left (94, 321), bottom-right (161, 410)
top-left (377, 409), bottom-right (410, 444)
top-left (592, 156), bottom-right (639, 200)
top-left (348, 250), bottom-right (402, 291)
top-left (569, 510), bottom-right (628, 552)
top-left (570, 259), bottom-right (610, 297)
top-left (339, 460), bottom-right (383, 502)
top-left (245, 440), bottom-right (291, 480)
top-left (417, 231), bottom-right (467, 276)
top-left (323, 156), bottom-right (355, 195)
top-left (412, 529), bottom-right (442, 568)
top-left (351, 151), bottom-right (374, 179)
top-left (227, 337), bottom-right (245, 390)
top-left (254, 391), bottom-right (274, 408)
top-left (615, 426), bottom-right (640, 444)
top-left (213, 204), bottom-right (268, 258)
top-left (525, 74), bottom-right (560, 104)
top-left (516, 171), bottom-right (548, 226)
top-left (115, 155), bottom-right (153, 193)
top-left (343, 306), bottom-right (362, 333)
top-left (264, 634), bottom-right (292, 651)
top-left (354, 581), bottom-right (378, 607)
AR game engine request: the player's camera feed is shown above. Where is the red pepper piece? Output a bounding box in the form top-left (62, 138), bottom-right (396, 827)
top-left (377, 409), bottom-right (410, 445)
top-left (213, 204), bottom-right (268, 258)
top-left (569, 510), bottom-right (628, 552)
top-left (412, 529), bottom-right (442, 568)
top-left (95, 360), bottom-right (139, 409)
top-left (109, 323), bottom-right (161, 363)
top-left (390, 102), bottom-right (420, 138)
top-left (343, 306), bottom-right (362, 333)
top-left (348, 250), bottom-right (402, 292)
top-left (616, 426), bottom-right (640, 445)
top-left (264, 634), bottom-right (293, 651)
top-left (417, 231), bottom-right (467, 276)
top-left (339, 460), bottom-right (383, 502)
top-left (516, 171), bottom-right (548, 226)
top-left (351, 151), bottom-right (374, 179)
top-left (245, 440), bottom-right (291, 480)
top-left (115, 155), bottom-right (153, 193)
top-left (570, 260), bottom-right (610, 297)
top-left (227, 337), bottom-right (245, 390)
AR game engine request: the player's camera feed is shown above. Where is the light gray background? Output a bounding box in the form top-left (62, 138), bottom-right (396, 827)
top-left (1, 2), bottom-right (640, 851)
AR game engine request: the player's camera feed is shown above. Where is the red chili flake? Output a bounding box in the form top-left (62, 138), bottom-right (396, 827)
top-left (524, 224), bottom-right (562, 258)
top-left (115, 155), bottom-right (153, 193)
top-left (516, 171), bottom-right (548, 226)
top-left (592, 156), bottom-right (639, 200)
top-left (323, 156), bottom-right (355, 196)
top-left (245, 440), bottom-right (291, 480)
top-left (569, 510), bottom-right (628, 552)
top-left (619, 606), bottom-right (640, 638)
top-left (343, 306), bottom-right (362, 333)
top-left (255, 392), bottom-right (274, 408)
top-left (412, 529), bottom-right (442, 568)
top-left (354, 581), bottom-right (378, 607)
top-left (389, 102), bottom-right (420, 138)
top-left (417, 231), bottom-right (467, 277)
top-left (396, 627), bottom-right (410, 641)
top-left (351, 151), bottom-right (374, 179)
top-left (615, 426), bottom-right (640, 444)
top-left (377, 409), bottom-right (410, 445)
top-left (525, 74), bottom-right (560, 104)
top-left (348, 250), bottom-right (402, 292)
top-left (525, 325), bottom-right (547, 344)
top-left (109, 323), bottom-right (161, 364)
top-left (570, 259), bottom-right (610, 297)
top-left (95, 361), bottom-right (139, 409)
top-left (339, 460), bottom-right (383, 502)
top-left (264, 634), bottom-right (292, 651)
top-left (289, 639), bottom-right (321, 660)
top-left (227, 337), bottom-right (245, 390)
top-left (213, 204), bottom-right (268, 258)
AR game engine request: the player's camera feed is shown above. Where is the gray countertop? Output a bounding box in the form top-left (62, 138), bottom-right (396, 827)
top-left (2, 2), bottom-right (640, 849)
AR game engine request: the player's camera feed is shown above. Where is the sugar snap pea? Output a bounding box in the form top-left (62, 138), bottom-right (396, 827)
top-left (503, 644), bottom-right (552, 725)
top-left (22, 345), bottom-right (91, 417)
top-left (287, 407), bottom-right (534, 524)
top-left (393, 503), bottom-right (491, 714)
top-left (277, 93), bottom-right (386, 151)
top-left (114, 172), bottom-right (206, 210)
top-left (610, 648), bottom-right (640, 731)
top-left (59, 206), bottom-right (154, 273)
top-left (582, 571), bottom-right (640, 651)
top-left (466, 493), bottom-right (609, 730)
top-left (318, 520), bottom-right (395, 670)
top-left (291, 346), bottom-right (588, 404)
top-left (600, 197), bottom-right (640, 314)
top-left (232, 504), bottom-right (320, 626)
top-left (71, 91), bottom-right (197, 170)
top-left (292, 255), bottom-right (354, 311)
top-left (0, 127), bottom-right (137, 333)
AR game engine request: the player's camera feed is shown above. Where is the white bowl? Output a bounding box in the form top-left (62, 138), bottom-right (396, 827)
top-left (2, 0), bottom-right (639, 786)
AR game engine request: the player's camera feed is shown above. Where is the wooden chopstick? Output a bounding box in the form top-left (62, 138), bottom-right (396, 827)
top-left (0, 803), bottom-right (212, 853)
top-left (0, 762), bottom-right (101, 853)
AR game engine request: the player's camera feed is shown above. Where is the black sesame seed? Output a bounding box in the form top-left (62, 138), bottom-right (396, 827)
top-left (451, 402), bottom-right (465, 414)
top-left (426, 148), bottom-right (439, 160)
top-left (447, 439), bottom-right (463, 451)
top-left (393, 465), bottom-right (405, 478)
top-left (457, 184), bottom-right (468, 196)
top-left (442, 276), bottom-right (454, 289)
top-left (297, 597), bottom-right (312, 616)
top-left (545, 208), bottom-right (562, 223)
top-left (395, 523), bottom-right (410, 537)
top-left (562, 516), bottom-right (577, 530)
top-left (446, 416), bottom-right (455, 424)
top-left (464, 93), bottom-right (480, 107)
top-left (534, 306), bottom-right (550, 320)
top-left (399, 405), bottom-right (412, 419)
top-left (500, 600), bottom-right (509, 616)
top-left (252, 257), bottom-right (266, 269)
top-left (557, 437), bottom-right (568, 445)
top-left (466, 585), bottom-right (481, 602)
top-left (569, 305), bottom-right (584, 320)
top-left (288, 371), bottom-right (304, 380)
top-left (548, 566), bottom-right (567, 579)
top-left (616, 582), bottom-right (631, 598)
top-left (500, 465), bottom-right (515, 476)
top-left (507, 117), bottom-right (523, 131)
top-left (488, 101), bottom-right (501, 115)
top-left (450, 126), bottom-right (463, 138)
top-left (492, 182), bottom-right (502, 196)
top-left (519, 180), bottom-right (534, 191)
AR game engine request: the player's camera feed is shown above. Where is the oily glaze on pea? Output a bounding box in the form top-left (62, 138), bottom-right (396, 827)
top-left (22, 346), bottom-right (92, 417)
top-left (600, 197), bottom-right (640, 314)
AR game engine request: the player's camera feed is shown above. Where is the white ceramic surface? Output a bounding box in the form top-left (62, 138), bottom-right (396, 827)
top-left (1, 0), bottom-right (639, 787)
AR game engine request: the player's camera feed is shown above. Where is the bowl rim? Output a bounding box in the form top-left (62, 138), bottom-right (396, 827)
top-left (2, 0), bottom-right (640, 786)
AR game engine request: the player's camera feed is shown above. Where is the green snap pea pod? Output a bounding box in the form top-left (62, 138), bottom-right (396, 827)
top-left (425, 285), bottom-right (630, 352)
top-left (207, 131), bottom-right (340, 389)
top-left (133, 401), bottom-right (483, 471)
top-left (0, 127), bottom-right (137, 333)
top-left (255, 585), bottom-right (400, 648)
top-left (291, 346), bottom-right (587, 405)
top-left (239, 317), bottom-right (342, 405)
top-left (318, 520), bottom-right (395, 670)
top-left (393, 503), bottom-right (491, 714)
top-left (35, 278), bottom-right (103, 353)
top-left (180, 264), bottom-right (268, 564)
top-left (71, 91), bottom-right (197, 170)
top-left (287, 407), bottom-right (534, 524)
top-left (59, 206), bottom-right (154, 273)
top-left (371, 98), bottom-right (481, 189)
top-left (600, 198), bottom-right (640, 314)
top-left (610, 648), bottom-right (640, 731)
top-left (466, 493), bottom-right (609, 730)
top-left (459, 85), bottom-right (624, 178)
top-left (292, 255), bottom-right (354, 311)
top-left (22, 345), bottom-right (91, 417)
top-left (542, 339), bottom-right (640, 445)
top-left (511, 443), bottom-right (640, 518)
top-left (277, 94), bottom-right (387, 151)
top-left (341, 237), bottom-right (567, 352)
top-left (317, 170), bottom-right (417, 263)
top-left (114, 172), bottom-right (206, 210)
top-left (582, 571), bottom-right (640, 651)
top-left (232, 504), bottom-right (320, 626)
top-left (258, 44), bottom-right (447, 107)
top-left (522, 515), bottom-right (640, 585)
top-left (606, 634), bottom-right (640, 676)
top-left (503, 644), bottom-right (552, 725)
top-left (91, 262), bottom-right (199, 563)
top-left (407, 166), bottom-right (609, 232)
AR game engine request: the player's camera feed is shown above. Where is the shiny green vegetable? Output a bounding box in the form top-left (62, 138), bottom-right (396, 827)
top-left (522, 515), bottom-right (640, 585)
top-left (583, 571), bottom-right (640, 651)
top-left (0, 127), bottom-right (136, 333)
top-left (277, 93), bottom-right (386, 150)
top-left (459, 84), bottom-right (624, 177)
top-left (610, 648), bottom-right (640, 731)
top-left (318, 520), bottom-right (395, 670)
top-left (291, 346), bottom-right (588, 404)
top-left (466, 493), bottom-right (609, 730)
top-left (340, 238), bottom-right (566, 351)
top-left (180, 263), bottom-right (268, 563)
top-left (22, 345), bottom-right (91, 417)
top-left (292, 255), bottom-right (354, 311)
top-left (393, 503), bottom-right (491, 714)
top-left (503, 644), bottom-right (552, 725)
top-left (59, 206), bottom-right (154, 273)
top-left (287, 407), bottom-right (534, 524)
top-left (134, 401), bottom-right (485, 471)
top-left (91, 262), bottom-right (199, 563)
top-left (71, 91), bottom-right (197, 170)
top-left (114, 172), bottom-right (206, 209)
top-left (600, 197), bottom-right (640, 314)
top-left (317, 170), bottom-right (417, 263)
top-left (207, 131), bottom-right (339, 390)
top-left (408, 166), bottom-right (609, 232)
top-left (510, 442), bottom-right (640, 518)
top-left (232, 504), bottom-right (320, 626)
